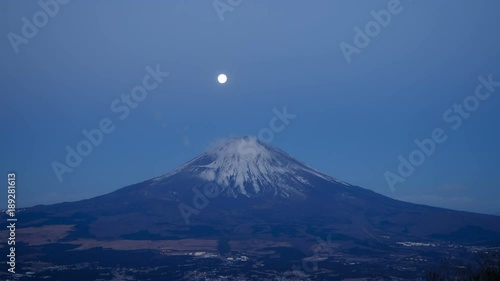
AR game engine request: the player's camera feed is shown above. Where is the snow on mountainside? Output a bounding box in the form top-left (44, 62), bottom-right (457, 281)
top-left (153, 136), bottom-right (350, 198)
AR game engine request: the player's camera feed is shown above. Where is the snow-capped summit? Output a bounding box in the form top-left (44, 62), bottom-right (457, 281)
top-left (154, 136), bottom-right (349, 199)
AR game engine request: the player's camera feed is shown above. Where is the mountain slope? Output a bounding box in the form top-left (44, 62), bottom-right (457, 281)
top-left (19, 137), bottom-right (500, 242)
top-left (3, 137), bottom-right (500, 280)
top-left (152, 136), bottom-right (350, 199)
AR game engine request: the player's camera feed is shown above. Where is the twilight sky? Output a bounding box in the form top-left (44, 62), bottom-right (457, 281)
top-left (1, 0), bottom-right (500, 214)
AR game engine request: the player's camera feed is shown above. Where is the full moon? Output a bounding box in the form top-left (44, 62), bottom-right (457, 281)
top-left (217, 74), bottom-right (227, 84)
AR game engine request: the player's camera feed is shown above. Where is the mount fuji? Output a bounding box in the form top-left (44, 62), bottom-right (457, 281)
top-left (3, 136), bottom-right (500, 280)
top-left (153, 136), bottom-right (350, 199)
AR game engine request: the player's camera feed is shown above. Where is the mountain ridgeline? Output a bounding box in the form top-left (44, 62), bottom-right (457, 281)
top-left (5, 137), bottom-right (500, 280)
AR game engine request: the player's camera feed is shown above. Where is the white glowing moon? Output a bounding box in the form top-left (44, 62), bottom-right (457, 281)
top-left (217, 74), bottom-right (227, 84)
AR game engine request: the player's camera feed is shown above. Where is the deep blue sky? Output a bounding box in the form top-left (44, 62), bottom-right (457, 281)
top-left (1, 0), bottom-right (499, 214)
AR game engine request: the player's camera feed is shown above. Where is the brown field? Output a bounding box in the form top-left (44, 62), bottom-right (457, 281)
top-left (67, 238), bottom-right (218, 251)
top-left (0, 224), bottom-right (75, 248)
top-left (1, 224), bottom-right (292, 254)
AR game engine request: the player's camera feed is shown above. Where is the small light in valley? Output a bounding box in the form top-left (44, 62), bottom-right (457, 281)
top-left (217, 74), bottom-right (227, 84)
